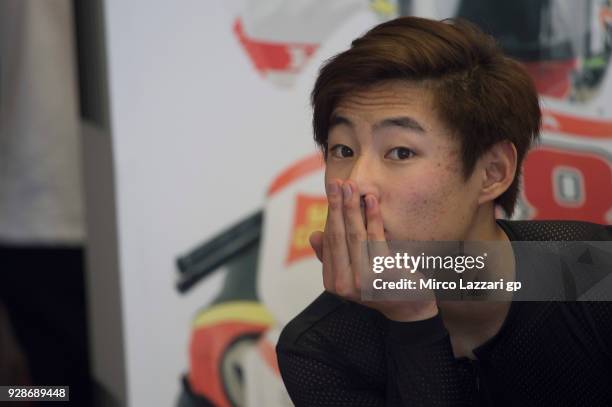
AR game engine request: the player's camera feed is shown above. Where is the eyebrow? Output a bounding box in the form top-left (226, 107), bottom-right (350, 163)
top-left (373, 117), bottom-right (426, 133)
top-left (329, 115), bottom-right (426, 134)
top-left (329, 115), bottom-right (352, 129)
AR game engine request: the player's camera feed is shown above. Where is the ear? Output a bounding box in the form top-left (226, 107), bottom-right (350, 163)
top-left (477, 141), bottom-right (517, 205)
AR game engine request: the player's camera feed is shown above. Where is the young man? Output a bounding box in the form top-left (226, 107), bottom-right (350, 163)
top-left (276, 16), bottom-right (612, 406)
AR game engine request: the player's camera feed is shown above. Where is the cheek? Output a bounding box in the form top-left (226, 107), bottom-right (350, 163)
top-left (397, 180), bottom-right (449, 216)
top-left (382, 171), bottom-right (447, 215)
top-left (382, 169), bottom-right (470, 238)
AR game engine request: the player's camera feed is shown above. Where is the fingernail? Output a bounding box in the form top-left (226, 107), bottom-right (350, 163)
top-left (342, 183), bottom-right (352, 200)
top-left (326, 182), bottom-right (338, 195)
top-left (366, 195), bottom-right (375, 209)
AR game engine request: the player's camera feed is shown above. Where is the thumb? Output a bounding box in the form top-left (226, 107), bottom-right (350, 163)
top-left (309, 231), bottom-right (324, 263)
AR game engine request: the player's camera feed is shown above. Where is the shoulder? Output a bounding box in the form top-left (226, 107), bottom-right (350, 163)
top-left (278, 291), bottom-right (387, 352)
top-left (277, 291), bottom-right (349, 349)
top-left (497, 219), bottom-right (612, 352)
top-left (497, 219), bottom-right (612, 241)
top-left (554, 301), bottom-right (612, 359)
top-left (276, 291), bottom-right (388, 383)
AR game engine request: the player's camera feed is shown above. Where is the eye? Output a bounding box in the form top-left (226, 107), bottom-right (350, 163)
top-left (386, 147), bottom-right (415, 161)
top-left (329, 144), bottom-right (354, 159)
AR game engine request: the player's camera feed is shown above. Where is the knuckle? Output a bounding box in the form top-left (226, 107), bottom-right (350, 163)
top-left (328, 199), bottom-right (342, 210)
top-left (367, 231), bottom-right (379, 240)
top-left (328, 231), bottom-right (345, 245)
top-left (343, 197), bottom-right (355, 209)
top-left (348, 230), bottom-right (365, 244)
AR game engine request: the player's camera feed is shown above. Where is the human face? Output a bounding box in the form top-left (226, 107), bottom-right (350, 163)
top-left (324, 81), bottom-right (486, 241)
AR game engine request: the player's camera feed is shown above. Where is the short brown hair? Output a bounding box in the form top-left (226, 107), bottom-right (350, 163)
top-left (311, 16), bottom-right (541, 216)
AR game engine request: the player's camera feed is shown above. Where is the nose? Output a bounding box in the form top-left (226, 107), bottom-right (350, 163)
top-left (347, 155), bottom-right (379, 202)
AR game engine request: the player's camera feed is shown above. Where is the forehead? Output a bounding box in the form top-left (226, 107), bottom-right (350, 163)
top-left (332, 81), bottom-right (437, 125)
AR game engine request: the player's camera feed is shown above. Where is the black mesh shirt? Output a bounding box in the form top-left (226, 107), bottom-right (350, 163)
top-left (276, 220), bottom-right (612, 406)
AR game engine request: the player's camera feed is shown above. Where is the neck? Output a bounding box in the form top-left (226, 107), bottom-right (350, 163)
top-left (438, 203), bottom-right (515, 348)
top-left (463, 202), bottom-right (509, 242)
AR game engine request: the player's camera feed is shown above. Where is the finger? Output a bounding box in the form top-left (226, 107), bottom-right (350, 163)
top-left (321, 198), bottom-right (334, 292)
top-left (362, 195), bottom-right (394, 300)
top-left (341, 181), bottom-right (367, 291)
top-left (309, 231), bottom-right (324, 263)
top-left (365, 194), bottom-right (391, 259)
top-left (321, 232), bottom-right (334, 292)
top-left (325, 179), bottom-right (352, 296)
